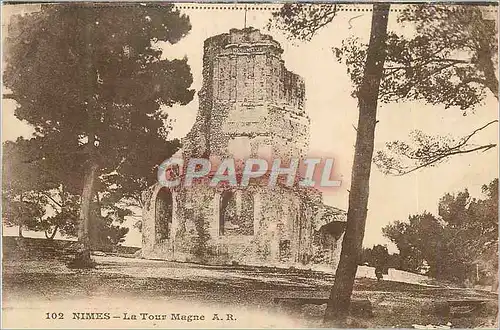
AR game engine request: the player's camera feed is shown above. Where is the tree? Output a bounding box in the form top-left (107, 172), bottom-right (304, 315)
top-left (271, 3), bottom-right (391, 324)
top-left (2, 138), bottom-right (129, 246)
top-left (4, 3), bottom-right (194, 267)
top-left (2, 191), bottom-right (46, 237)
top-left (438, 179), bottom-right (498, 286)
top-left (2, 138), bottom-right (55, 237)
top-left (383, 212), bottom-right (447, 276)
top-left (383, 179), bottom-right (498, 285)
top-left (366, 5), bottom-right (498, 175)
top-left (334, 2), bottom-right (498, 295)
top-left (360, 244), bottom-right (390, 271)
top-left (90, 191), bottom-right (130, 250)
top-left (100, 137), bottom-right (181, 231)
top-left (271, 3), bottom-right (498, 322)
top-left (475, 179), bottom-right (499, 290)
top-left (326, 6), bottom-right (390, 323)
top-left (41, 188), bottom-right (80, 240)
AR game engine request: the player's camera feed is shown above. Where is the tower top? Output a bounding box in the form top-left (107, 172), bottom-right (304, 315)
top-left (183, 27), bottom-right (308, 159)
top-left (204, 27), bottom-right (283, 54)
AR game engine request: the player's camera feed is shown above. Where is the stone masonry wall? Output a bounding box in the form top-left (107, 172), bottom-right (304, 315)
top-left (141, 183), bottom-right (328, 266)
top-left (141, 28), bottom-right (346, 270)
top-left (183, 27), bottom-right (309, 160)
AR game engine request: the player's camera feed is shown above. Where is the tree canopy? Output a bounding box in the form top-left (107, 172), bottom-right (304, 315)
top-left (270, 4), bottom-right (498, 321)
top-left (335, 5), bottom-right (498, 108)
top-left (4, 3), bottom-right (193, 174)
top-left (383, 179), bottom-right (498, 284)
top-left (271, 4), bottom-right (498, 176)
top-left (3, 3), bottom-right (194, 264)
top-left (371, 5), bottom-right (497, 174)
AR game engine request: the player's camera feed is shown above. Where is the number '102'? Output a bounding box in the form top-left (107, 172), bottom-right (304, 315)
top-left (46, 312), bottom-right (64, 319)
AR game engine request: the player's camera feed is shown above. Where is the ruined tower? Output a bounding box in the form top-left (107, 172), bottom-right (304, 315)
top-left (184, 27), bottom-right (310, 161)
top-left (142, 28), bottom-right (346, 267)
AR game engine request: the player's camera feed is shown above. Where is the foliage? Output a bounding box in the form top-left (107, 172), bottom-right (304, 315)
top-left (39, 188), bottom-right (80, 239)
top-left (90, 206), bottom-right (130, 250)
top-left (311, 5), bottom-right (499, 175)
top-left (383, 179), bottom-right (498, 284)
top-left (368, 5), bottom-right (497, 174)
top-left (101, 138), bottom-right (181, 208)
top-left (373, 122), bottom-right (497, 175)
top-left (2, 191), bottom-right (46, 234)
top-left (3, 3), bottom-right (194, 258)
top-left (269, 3), bottom-right (498, 322)
top-left (383, 212), bottom-right (447, 276)
top-left (2, 138), bottom-right (56, 235)
top-left (3, 3), bottom-right (193, 176)
top-left (439, 179), bottom-right (498, 278)
top-left (268, 4), bottom-right (338, 41)
top-left (2, 138), bottom-right (127, 245)
top-left (100, 137), bottom-right (181, 233)
top-left (360, 244), bottom-right (392, 271)
top-left (335, 5), bottom-right (498, 108)
top-left (271, 3), bottom-right (391, 324)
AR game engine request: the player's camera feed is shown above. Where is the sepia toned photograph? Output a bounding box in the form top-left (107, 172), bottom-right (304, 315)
top-left (1, 1), bottom-right (499, 328)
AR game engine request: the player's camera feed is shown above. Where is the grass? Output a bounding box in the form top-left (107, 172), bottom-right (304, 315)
top-left (2, 237), bottom-right (498, 328)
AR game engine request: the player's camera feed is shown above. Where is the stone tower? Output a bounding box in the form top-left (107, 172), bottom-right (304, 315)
top-left (141, 28), bottom-right (346, 268)
top-left (184, 27), bottom-right (310, 161)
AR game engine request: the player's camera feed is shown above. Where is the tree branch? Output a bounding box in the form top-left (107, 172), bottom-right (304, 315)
top-left (456, 120), bottom-right (498, 148)
top-left (394, 143), bottom-right (497, 176)
top-left (2, 93), bottom-right (16, 100)
top-left (376, 120), bottom-right (499, 176)
top-left (42, 192), bottom-right (63, 208)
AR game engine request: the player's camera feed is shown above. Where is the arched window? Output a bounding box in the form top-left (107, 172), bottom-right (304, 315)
top-left (219, 190), bottom-right (254, 236)
top-left (155, 187), bottom-right (173, 242)
top-left (219, 191), bottom-right (234, 236)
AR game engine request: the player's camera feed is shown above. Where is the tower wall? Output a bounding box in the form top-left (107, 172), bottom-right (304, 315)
top-left (184, 28), bottom-right (310, 160)
top-left (142, 28), bottom-right (346, 271)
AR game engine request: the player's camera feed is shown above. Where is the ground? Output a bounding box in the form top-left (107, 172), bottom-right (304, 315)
top-left (2, 237), bottom-right (498, 329)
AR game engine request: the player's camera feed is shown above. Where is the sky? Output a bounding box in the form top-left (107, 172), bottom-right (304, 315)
top-left (2, 3), bottom-right (498, 252)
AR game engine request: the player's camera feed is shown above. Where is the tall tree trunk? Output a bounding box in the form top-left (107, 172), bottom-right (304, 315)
top-left (46, 185), bottom-right (64, 240)
top-left (69, 161), bottom-right (98, 268)
top-left (324, 4), bottom-right (390, 326)
top-left (91, 190), bottom-right (102, 250)
top-left (18, 192), bottom-right (24, 238)
top-left (477, 50), bottom-right (498, 99)
top-left (476, 18), bottom-right (498, 100)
